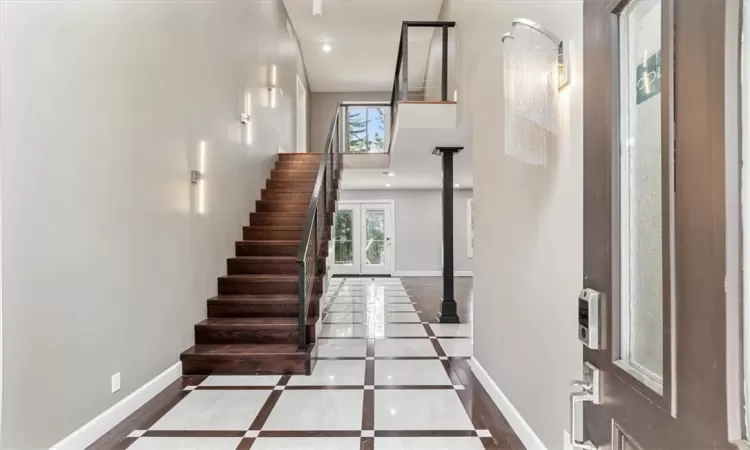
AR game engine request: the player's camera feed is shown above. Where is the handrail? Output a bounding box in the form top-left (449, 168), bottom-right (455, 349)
top-left (389, 21), bottom-right (457, 111)
top-left (295, 105), bottom-right (342, 350)
top-left (296, 107), bottom-right (340, 263)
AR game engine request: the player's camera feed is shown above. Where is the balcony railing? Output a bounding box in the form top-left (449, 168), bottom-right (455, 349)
top-left (389, 21), bottom-right (457, 117)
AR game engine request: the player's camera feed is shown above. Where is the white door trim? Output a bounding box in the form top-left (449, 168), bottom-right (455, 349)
top-left (296, 75), bottom-right (307, 153)
top-left (337, 199), bottom-right (395, 276)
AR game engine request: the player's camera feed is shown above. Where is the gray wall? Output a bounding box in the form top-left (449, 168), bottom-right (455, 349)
top-left (0, 1), bottom-right (307, 448)
top-left (310, 92), bottom-right (390, 153)
top-left (439, 1), bottom-right (584, 448)
top-left (339, 189), bottom-right (473, 274)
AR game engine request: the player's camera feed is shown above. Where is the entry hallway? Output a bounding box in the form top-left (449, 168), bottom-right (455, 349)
top-left (91, 278), bottom-right (524, 450)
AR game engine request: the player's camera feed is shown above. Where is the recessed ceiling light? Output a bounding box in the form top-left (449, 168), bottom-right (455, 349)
top-left (454, 183), bottom-right (460, 188)
top-left (322, 43), bottom-right (332, 53)
top-left (383, 171), bottom-right (395, 177)
top-left (385, 184), bottom-right (391, 188)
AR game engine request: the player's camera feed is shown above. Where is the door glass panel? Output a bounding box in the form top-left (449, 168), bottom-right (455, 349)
top-left (617, 0), bottom-right (664, 392)
top-left (364, 209), bottom-right (386, 266)
top-left (334, 211), bottom-right (354, 265)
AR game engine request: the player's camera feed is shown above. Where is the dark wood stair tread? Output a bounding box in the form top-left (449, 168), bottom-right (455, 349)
top-left (228, 256), bottom-right (297, 262)
top-left (182, 344), bottom-right (306, 356)
top-left (219, 274), bottom-right (300, 281)
top-left (196, 317), bottom-right (315, 327)
top-left (236, 240), bottom-right (301, 245)
top-left (243, 226), bottom-right (303, 231)
top-left (208, 293), bottom-right (300, 302)
top-left (249, 212), bottom-right (307, 216)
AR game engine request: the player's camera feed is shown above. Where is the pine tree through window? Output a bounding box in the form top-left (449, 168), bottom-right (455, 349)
top-left (344, 106), bottom-right (388, 153)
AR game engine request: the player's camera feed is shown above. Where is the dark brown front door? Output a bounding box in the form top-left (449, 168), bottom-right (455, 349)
top-left (581, 0), bottom-right (735, 448)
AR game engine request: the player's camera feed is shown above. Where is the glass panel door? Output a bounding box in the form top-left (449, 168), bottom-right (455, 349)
top-left (616, 0), bottom-right (668, 394)
top-left (360, 203), bottom-right (392, 275)
top-left (332, 205), bottom-right (361, 275)
top-left (331, 202), bottom-right (393, 276)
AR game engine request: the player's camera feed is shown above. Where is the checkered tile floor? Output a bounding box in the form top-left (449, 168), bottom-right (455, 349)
top-left (110, 278), bottom-right (520, 450)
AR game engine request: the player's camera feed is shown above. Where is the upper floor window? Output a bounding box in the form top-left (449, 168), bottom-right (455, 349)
top-left (344, 105), bottom-right (389, 153)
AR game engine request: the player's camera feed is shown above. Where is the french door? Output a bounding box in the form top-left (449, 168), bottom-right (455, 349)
top-left (578, 0), bottom-right (733, 449)
top-left (332, 202), bottom-right (393, 275)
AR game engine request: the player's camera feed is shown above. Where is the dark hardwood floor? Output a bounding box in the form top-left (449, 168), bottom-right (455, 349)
top-left (402, 276), bottom-right (473, 322)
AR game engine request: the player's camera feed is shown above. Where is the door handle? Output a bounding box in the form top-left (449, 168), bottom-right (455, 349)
top-left (567, 363), bottom-right (601, 450)
top-left (568, 390), bottom-right (597, 450)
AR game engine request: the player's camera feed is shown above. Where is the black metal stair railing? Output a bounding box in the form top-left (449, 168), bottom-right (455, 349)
top-left (296, 107), bottom-right (342, 350)
top-left (388, 21), bottom-right (457, 128)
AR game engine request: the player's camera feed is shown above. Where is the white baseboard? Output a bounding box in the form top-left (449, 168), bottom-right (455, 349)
top-left (470, 357), bottom-right (548, 450)
top-left (50, 361), bottom-right (182, 450)
top-left (393, 271), bottom-right (473, 277)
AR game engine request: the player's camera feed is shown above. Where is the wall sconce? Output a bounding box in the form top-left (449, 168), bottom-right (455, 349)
top-left (241, 91), bottom-right (253, 145)
top-left (501, 18), bottom-right (568, 166)
top-left (192, 141), bottom-right (206, 214)
top-left (268, 65), bottom-right (278, 109)
top-left (502, 18), bottom-right (570, 91)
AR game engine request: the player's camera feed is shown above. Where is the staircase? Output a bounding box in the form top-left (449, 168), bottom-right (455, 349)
top-left (180, 152), bottom-right (338, 375)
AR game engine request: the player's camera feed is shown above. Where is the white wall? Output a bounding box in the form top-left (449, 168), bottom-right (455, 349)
top-left (442, 1), bottom-right (584, 449)
top-left (0, 1), bottom-right (307, 448)
top-left (339, 189), bottom-right (473, 274)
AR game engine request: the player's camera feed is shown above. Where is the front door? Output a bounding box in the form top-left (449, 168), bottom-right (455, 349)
top-left (332, 202), bottom-right (393, 276)
top-left (359, 203), bottom-right (392, 275)
top-left (579, 0), bottom-right (733, 449)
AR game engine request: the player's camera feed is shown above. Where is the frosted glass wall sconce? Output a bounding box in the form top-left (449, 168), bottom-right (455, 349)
top-left (502, 19), bottom-right (570, 91)
top-left (501, 18), bottom-right (569, 165)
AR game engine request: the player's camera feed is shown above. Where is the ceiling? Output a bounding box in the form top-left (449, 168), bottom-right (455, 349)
top-left (283, 0), bottom-right (444, 92)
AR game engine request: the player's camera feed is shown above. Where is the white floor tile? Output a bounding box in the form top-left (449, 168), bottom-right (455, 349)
top-left (252, 438), bottom-right (362, 450)
top-left (366, 322), bottom-right (387, 339)
top-left (374, 339), bottom-right (436, 357)
top-left (438, 339), bottom-right (473, 357)
top-left (328, 303), bottom-right (367, 313)
top-left (200, 375), bottom-right (280, 387)
top-left (374, 360), bottom-right (452, 386)
top-left (319, 324), bottom-right (367, 338)
top-left (385, 304), bottom-right (416, 312)
top-left (288, 360), bottom-right (366, 386)
top-left (428, 324), bottom-right (473, 338)
top-left (374, 390), bottom-right (474, 430)
top-left (331, 296), bottom-right (366, 303)
top-left (127, 437), bottom-right (242, 450)
top-left (382, 297), bottom-right (413, 304)
top-left (374, 437), bottom-right (484, 450)
top-left (150, 390), bottom-right (270, 431)
top-left (385, 312), bottom-right (422, 323)
top-left (324, 312), bottom-right (364, 323)
top-left (384, 323), bottom-right (428, 337)
top-left (263, 390), bottom-right (363, 430)
top-left (317, 339), bottom-right (368, 357)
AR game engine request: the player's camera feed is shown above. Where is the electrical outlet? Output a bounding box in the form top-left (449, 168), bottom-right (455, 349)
top-left (111, 373), bottom-right (121, 393)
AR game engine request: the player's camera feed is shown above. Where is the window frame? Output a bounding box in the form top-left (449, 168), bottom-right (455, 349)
top-left (341, 103), bottom-right (391, 153)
